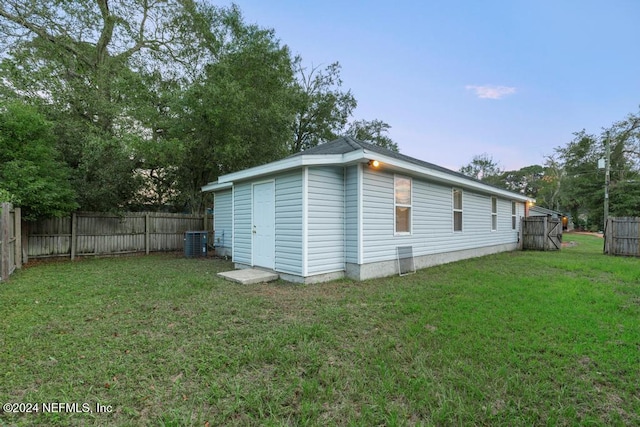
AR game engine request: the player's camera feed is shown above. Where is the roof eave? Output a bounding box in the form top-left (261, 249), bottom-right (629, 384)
top-left (362, 150), bottom-right (532, 202)
top-left (201, 181), bottom-right (233, 192)
top-left (215, 152), bottom-right (364, 184)
top-left (202, 147), bottom-right (532, 202)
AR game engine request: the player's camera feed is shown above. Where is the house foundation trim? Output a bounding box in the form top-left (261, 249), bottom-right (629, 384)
top-left (235, 243), bottom-right (517, 283)
top-left (346, 243), bottom-right (518, 281)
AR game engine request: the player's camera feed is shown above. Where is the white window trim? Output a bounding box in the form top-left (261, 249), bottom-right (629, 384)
top-left (453, 188), bottom-right (463, 232)
top-left (511, 201), bottom-right (517, 230)
top-left (394, 174), bottom-right (412, 236)
top-left (491, 197), bottom-right (498, 232)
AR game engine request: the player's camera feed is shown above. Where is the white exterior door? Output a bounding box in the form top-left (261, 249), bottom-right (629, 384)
top-left (252, 181), bottom-right (275, 269)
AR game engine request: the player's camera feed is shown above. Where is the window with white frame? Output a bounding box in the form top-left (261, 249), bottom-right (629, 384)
top-left (511, 201), bottom-right (517, 230)
top-left (395, 175), bottom-right (412, 234)
top-left (453, 189), bottom-right (463, 231)
top-left (491, 197), bottom-right (498, 231)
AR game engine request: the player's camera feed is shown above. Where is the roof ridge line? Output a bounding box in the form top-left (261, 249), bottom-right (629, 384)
top-left (343, 136), bottom-right (364, 150)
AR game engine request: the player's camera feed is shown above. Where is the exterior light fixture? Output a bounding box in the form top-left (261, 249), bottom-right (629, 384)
top-left (368, 160), bottom-right (380, 168)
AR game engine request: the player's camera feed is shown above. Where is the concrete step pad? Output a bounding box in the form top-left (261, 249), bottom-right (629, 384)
top-left (217, 269), bottom-right (279, 285)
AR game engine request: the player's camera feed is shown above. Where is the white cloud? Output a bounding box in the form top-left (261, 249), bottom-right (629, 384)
top-left (465, 85), bottom-right (516, 100)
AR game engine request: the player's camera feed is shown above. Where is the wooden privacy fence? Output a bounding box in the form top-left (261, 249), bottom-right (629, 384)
top-left (25, 212), bottom-right (211, 260)
top-left (604, 217), bottom-right (640, 257)
top-left (1, 203), bottom-right (22, 281)
top-left (521, 216), bottom-right (562, 251)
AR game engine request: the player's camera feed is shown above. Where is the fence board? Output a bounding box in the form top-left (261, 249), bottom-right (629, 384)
top-left (604, 217), bottom-right (640, 257)
top-left (1, 203), bottom-right (22, 281)
top-left (26, 212), bottom-right (210, 259)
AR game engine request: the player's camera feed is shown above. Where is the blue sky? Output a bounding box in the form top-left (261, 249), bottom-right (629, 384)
top-left (220, 0), bottom-right (640, 171)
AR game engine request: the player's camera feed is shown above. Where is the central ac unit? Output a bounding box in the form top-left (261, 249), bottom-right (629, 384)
top-left (184, 231), bottom-right (208, 258)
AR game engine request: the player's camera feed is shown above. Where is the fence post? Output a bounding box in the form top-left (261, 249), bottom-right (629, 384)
top-left (611, 218), bottom-right (615, 256)
top-left (145, 213), bottom-right (150, 255)
top-left (21, 220), bottom-right (28, 265)
top-left (637, 218), bottom-right (640, 256)
top-left (603, 218), bottom-right (607, 254)
top-left (70, 212), bottom-right (77, 260)
top-left (1, 202), bottom-right (10, 281)
top-left (14, 207), bottom-right (21, 269)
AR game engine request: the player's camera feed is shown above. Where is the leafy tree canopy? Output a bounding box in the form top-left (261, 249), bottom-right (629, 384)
top-left (459, 153), bottom-right (503, 186)
top-left (0, 101), bottom-right (78, 219)
top-left (0, 0), bottom-right (228, 213)
top-left (0, 1), bottom-right (398, 214)
top-left (290, 62), bottom-right (357, 152)
top-left (475, 107), bottom-right (640, 230)
top-left (175, 21), bottom-right (298, 212)
top-left (346, 119), bottom-right (399, 152)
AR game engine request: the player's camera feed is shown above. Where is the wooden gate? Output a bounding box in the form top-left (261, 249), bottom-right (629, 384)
top-left (604, 217), bottom-right (640, 256)
top-left (547, 219), bottom-right (562, 250)
top-left (522, 216), bottom-right (562, 251)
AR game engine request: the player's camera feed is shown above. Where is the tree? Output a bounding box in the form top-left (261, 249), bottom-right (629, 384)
top-left (497, 165), bottom-right (545, 196)
top-left (604, 113), bottom-right (640, 219)
top-left (554, 125), bottom-right (640, 230)
top-left (0, 1), bottom-right (395, 214)
top-left (609, 180), bottom-right (640, 216)
top-left (126, 74), bottom-right (186, 210)
top-left (610, 110), bottom-right (640, 163)
top-left (0, 102), bottom-right (78, 219)
top-left (459, 153), bottom-right (503, 184)
top-left (553, 131), bottom-right (602, 227)
top-left (175, 21), bottom-right (298, 212)
top-left (538, 156), bottom-right (565, 210)
top-left (0, 0), bottom-right (229, 211)
top-left (0, 188), bottom-right (18, 204)
top-left (290, 62), bottom-right (357, 152)
top-left (345, 119), bottom-right (399, 152)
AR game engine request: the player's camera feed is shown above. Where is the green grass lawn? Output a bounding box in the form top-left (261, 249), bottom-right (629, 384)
top-left (1, 233), bottom-right (639, 426)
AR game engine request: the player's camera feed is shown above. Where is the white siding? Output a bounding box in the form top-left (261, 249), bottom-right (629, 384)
top-left (275, 171), bottom-right (303, 275)
top-left (362, 168), bottom-right (395, 262)
top-left (307, 166), bottom-right (345, 274)
top-left (362, 169), bottom-right (521, 263)
top-left (233, 183), bottom-right (252, 264)
top-left (213, 190), bottom-right (232, 250)
top-left (345, 165), bottom-right (359, 263)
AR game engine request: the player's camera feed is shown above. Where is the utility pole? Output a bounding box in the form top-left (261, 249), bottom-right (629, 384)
top-left (604, 132), bottom-right (611, 228)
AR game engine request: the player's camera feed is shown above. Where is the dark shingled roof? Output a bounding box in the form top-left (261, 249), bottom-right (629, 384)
top-left (290, 136), bottom-right (486, 185)
top-left (289, 136), bottom-right (363, 156)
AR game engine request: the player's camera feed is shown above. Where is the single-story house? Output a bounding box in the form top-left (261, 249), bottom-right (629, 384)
top-left (202, 137), bottom-right (533, 283)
